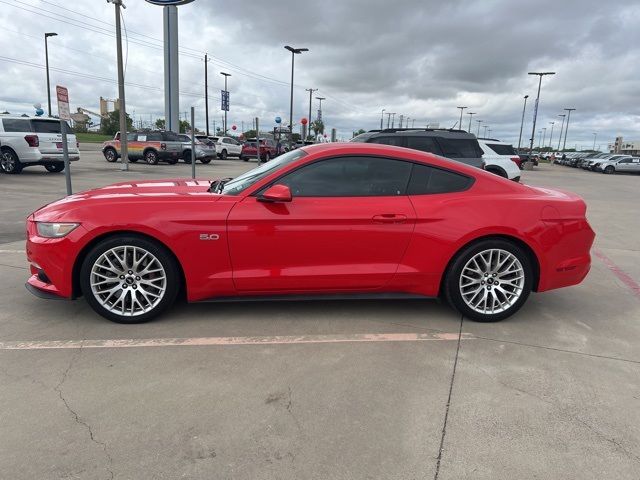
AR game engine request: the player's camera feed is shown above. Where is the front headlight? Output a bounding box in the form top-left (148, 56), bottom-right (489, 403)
top-left (36, 222), bottom-right (80, 238)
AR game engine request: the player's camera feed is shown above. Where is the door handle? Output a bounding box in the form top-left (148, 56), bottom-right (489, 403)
top-left (372, 214), bottom-right (407, 224)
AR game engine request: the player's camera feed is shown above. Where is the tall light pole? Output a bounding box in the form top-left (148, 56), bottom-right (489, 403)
top-left (220, 71), bottom-right (231, 134)
top-left (204, 54), bottom-right (209, 135)
top-left (315, 96), bottom-right (325, 121)
top-left (466, 112), bottom-right (475, 132)
top-left (557, 114), bottom-right (566, 150)
top-left (476, 119), bottom-right (483, 136)
top-left (306, 88), bottom-right (318, 139)
top-left (284, 45), bottom-right (308, 140)
top-left (541, 127), bottom-right (547, 149)
top-left (386, 112), bottom-right (394, 128)
top-left (380, 108), bottom-right (385, 129)
top-left (457, 106), bottom-right (467, 130)
top-left (108, 0), bottom-right (128, 169)
top-left (483, 125), bottom-right (489, 137)
top-left (44, 32), bottom-right (57, 117)
top-left (548, 121), bottom-right (555, 149)
top-left (528, 71), bottom-right (555, 153)
top-left (592, 132), bottom-right (597, 151)
top-left (562, 108), bottom-right (576, 152)
top-left (390, 112), bottom-right (396, 128)
top-left (517, 95), bottom-right (529, 150)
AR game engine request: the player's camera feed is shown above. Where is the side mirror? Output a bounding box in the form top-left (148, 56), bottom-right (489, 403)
top-left (258, 184), bottom-right (292, 203)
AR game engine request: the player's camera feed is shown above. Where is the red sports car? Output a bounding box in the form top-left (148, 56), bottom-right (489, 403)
top-left (25, 143), bottom-right (595, 323)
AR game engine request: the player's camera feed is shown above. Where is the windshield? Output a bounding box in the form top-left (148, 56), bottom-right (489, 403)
top-left (220, 149), bottom-right (307, 195)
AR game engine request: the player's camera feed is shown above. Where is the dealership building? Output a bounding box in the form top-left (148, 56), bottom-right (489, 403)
top-left (609, 136), bottom-right (640, 155)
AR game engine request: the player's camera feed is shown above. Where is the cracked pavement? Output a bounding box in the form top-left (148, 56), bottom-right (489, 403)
top-left (0, 152), bottom-right (639, 479)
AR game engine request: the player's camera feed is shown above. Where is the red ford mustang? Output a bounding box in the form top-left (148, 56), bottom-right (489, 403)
top-left (25, 143), bottom-right (595, 323)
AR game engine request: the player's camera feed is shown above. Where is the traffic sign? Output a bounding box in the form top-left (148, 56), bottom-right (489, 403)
top-left (56, 85), bottom-right (71, 121)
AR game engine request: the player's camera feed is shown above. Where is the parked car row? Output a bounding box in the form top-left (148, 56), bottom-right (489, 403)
top-left (0, 115), bottom-right (80, 174)
top-left (554, 152), bottom-right (640, 174)
top-left (351, 129), bottom-right (522, 181)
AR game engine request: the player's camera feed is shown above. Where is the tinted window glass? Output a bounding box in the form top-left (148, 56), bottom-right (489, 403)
top-left (31, 120), bottom-right (68, 133)
top-left (406, 136), bottom-right (442, 155)
top-left (486, 143), bottom-right (517, 155)
top-left (145, 132), bottom-right (162, 141)
top-left (126, 133), bottom-right (136, 141)
top-left (368, 136), bottom-right (405, 147)
top-left (162, 131), bottom-right (180, 142)
top-left (2, 119), bottom-right (32, 132)
top-left (278, 156), bottom-right (412, 197)
top-left (407, 164), bottom-right (473, 195)
top-left (437, 138), bottom-right (481, 158)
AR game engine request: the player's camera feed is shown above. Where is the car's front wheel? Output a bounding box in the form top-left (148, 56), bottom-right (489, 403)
top-left (104, 148), bottom-right (118, 163)
top-left (604, 165), bottom-right (615, 174)
top-left (144, 150), bottom-right (159, 165)
top-left (1, 149), bottom-right (23, 174)
top-left (444, 239), bottom-right (532, 322)
top-left (80, 236), bottom-right (181, 323)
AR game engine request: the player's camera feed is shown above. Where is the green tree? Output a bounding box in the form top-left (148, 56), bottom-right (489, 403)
top-left (100, 109), bottom-right (133, 136)
top-left (311, 119), bottom-right (325, 136)
top-left (155, 118), bottom-right (165, 130)
top-left (352, 128), bottom-right (366, 137)
top-left (242, 129), bottom-right (257, 139)
top-left (179, 120), bottom-right (191, 133)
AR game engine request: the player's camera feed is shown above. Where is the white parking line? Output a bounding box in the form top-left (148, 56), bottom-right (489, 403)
top-left (0, 250), bottom-right (24, 254)
top-left (0, 332), bottom-right (474, 351)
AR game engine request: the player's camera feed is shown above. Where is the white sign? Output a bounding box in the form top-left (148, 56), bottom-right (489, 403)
top-left (56, 85), bottom-right (71, 121)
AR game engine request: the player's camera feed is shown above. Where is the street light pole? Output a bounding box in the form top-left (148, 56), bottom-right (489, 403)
top-left (557, 114), bottom-right (566, 150)
top-left (220, 72), bottom-right (231, 134)
top-left (457, 106), bottom-right (467, 130)
top-left (386, 112), bottom-right (393, 129)
top-left (306, 88), bottom-right (318, 139)
top-left (390, 112), bottom-right (396, 128)
top-left (467, 112), bottom-right (475, 132)
top-left (476, 119), bottom-right (483, 136)
top-left (108, 0), bottom-right (128, 170)
top-left (380, 108), bottom-right (385, 129)
top-left (517, 95), bottom-right (529, 150)
top-left (548, 122), bottom-right (555, 149)
top-left (562, 108), bottom-right (576, 152)
top-left (541, 127), bottom-right (547, 149)
top-left (527, 72), bottom-right (555, 153)
top-left (592, 132), bottom-right (597, 151)
top-left (483, 125), bottom-right (488, 137)
top-left (284, 45), bottom-right (308, 142)
top-left (44, 32), bottom-right (57, 117)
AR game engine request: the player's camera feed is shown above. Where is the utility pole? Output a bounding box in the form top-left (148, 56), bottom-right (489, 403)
top-left (44, 32), bottom-right (57, 117)
top-left (108, 0), bottom-right (128, 169)
top-left (457, 106), bottom-right (467, 130)
top-left (467, 112), bottom-right (476, 132)
top-left (204, 54), bottom-right (209, 135)
top-left (562, 108), bottom-right (576, 152)
top-left (528, 71), bottom-right (555, 153)
top-left (517, 95), bottom-right (529, 150)
top-left (556, 114), bottom-right (566, 150)
top-left (306, 88), bottom-right (318, 138)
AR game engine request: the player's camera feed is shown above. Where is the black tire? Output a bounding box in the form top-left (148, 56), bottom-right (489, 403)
top-left (486, 167), bottom-right (508, 178)
top-left (144, 149), bottom-right (159, 165)
top-left (240, 154), bottom-right (248, 161)
top-left (129, 158), bottom-right (139, 163)
top-left (263, 152), bottom-right (271, 162)
top-left (182, 150), bottom-right (192, 164)
top-left (167, 157), bottom-right (178, 165)
top-left (45, 163), bottom-right (64, 173)
top-left (604, 165), bottom-right (614, 175)
top-left (1, 149), bottom-right (23, 174)
top-left (443, 238), bottom-right (533, 322)
top-left (220, 149), bottom-right (228, 160)
top-left (200, 157), bottom-right (212, 164)
top-left (104, 148), bottom-right (118, 163)
top-left (79, 235), bottom-right (181, 324)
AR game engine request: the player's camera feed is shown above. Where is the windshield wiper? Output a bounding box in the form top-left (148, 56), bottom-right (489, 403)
top-left (208, 177), bottom-right (233, 193)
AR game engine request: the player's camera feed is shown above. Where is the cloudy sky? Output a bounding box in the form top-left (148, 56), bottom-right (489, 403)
top-left (1, 0), bottom-right (639, 148)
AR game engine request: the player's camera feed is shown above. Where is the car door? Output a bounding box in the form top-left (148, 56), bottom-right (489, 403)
top-left (632, 158), bottom-right (640, 173)
top-left (229, 138), bottom-right (242, 156)
top-left (226, 155), bottom-right (417, 292)
top-left (616, 158), bottom-right (632, 172)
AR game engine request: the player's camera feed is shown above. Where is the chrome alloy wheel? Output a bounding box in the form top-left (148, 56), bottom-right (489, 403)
top-left (459, 248), bottom-right (525, 315)
top-left (90, 246), bottom-right (167, 317)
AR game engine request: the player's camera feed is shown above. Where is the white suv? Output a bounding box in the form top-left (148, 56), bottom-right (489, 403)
top-left (477, 139), bottom-right (521, 182)
top-left (211, 136), bottom-right (242, 159)
top-left (0, 116), bottom-right (79, 174)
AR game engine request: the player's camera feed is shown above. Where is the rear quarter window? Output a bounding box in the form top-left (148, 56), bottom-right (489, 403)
top-left (486, 143), bottom-right (517, 155)
top-left (31, 120), bottom-right (68, 134)
top-left (2, 118), bottom-right (32, 132)
top-left (407, 163), bottom-right (473, 195)
top-left (436, 138), bottom-right (482, 158)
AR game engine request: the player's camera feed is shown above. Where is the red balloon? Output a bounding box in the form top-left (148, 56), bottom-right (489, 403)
top-left (301, 117), bottom-right (308, 125)
top-left (231, 125), bottom-right (237, 131)
top-left (323, 133), bottom-right (328, 138)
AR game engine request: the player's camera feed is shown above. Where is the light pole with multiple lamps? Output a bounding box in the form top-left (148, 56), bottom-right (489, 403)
top-left (557, 114), bottom-right (566, 150)
top-left (44, 32), bottom-right (57, 117)
top-left (457, 106), bottom-right (467, 130)
top-left (220, 71), bottom-right (231, 134)
top-left (562, 108), bottom-right (576, 151)
top-left (284, 45), bottom-right (308, 140)
top-left (527, 71), bottom-right (555, 153)
top-left (517, 94), bottom-right (529, 150)
top-left (306, 88), bottom-right (318, 139)
top-left (467, 112), bottom-right (476, 132)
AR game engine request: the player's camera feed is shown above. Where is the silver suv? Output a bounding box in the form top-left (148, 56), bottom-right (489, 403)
top-left (0, 116), bottom-right (79, 174)
top-left (594, 156), bottom-right (639, 174)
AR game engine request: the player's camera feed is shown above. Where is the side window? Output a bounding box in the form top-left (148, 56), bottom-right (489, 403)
top-left (147, 133), bottom-right (163, 141)
top-left (2, 119), bottom-right (32, 132)
top-left (368, 136), bottom-right (405, 147)
top-left (436, 138), bottom-right (482, 158)
top-left (162, 132), bottom-right (180, 142)
top-left (407, 164), bottom-right (473, 195)
top-left (278, 156), bottom-right (412, 197)
top-left (406, 136), bottom-right (442, 155)
top-left (127, 133), bottom-right (137, 141)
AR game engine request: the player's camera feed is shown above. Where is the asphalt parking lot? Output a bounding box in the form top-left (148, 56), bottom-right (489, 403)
top-left (1, 148), bottom-right (639, 480)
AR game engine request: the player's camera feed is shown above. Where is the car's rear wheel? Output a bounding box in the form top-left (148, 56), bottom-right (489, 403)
top-left (144, 150), bottom-right (159, 165)
top-left (200, 157), bottom-right (212, 164)
top-left (80, 236), bottom-right (180, 323)
top-left (1, 149), bottom-right (23, 174)
top-left (104, 148), bottom-right (118, 163)
top-left (45, 163), bottom-right (64, 173)
top-left (129, 158), bottom-right (138, 163)
top-left (444, 239), bottom-right (532, 322)
top-left (183, 150), bottom-right (192, 164)
top-left (166, 157), bottom-right (178, 165)
top-left (263, 152), bottom-right (270, 162)
top-left (220, 149), bottom-right (228, 160)
top-left (604, 165), bottom-right (615, 174)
